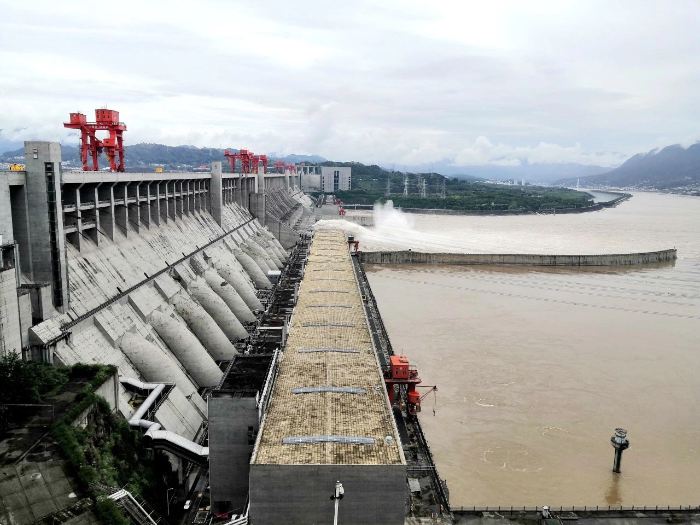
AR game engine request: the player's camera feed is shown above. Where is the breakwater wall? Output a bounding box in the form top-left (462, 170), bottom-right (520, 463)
top-left (359, 248), bottom-right (677, 267)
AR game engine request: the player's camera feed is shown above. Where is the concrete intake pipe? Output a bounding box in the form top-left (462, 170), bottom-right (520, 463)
top-left (243, 241), bottom-right (277, 272)
top-left (233, 247), bottom-right (272, 288)
top-left (202, 268), bottom-right (256, 323)
top-left (149, 310), bottom-right (224, 387)
top-left (172, 294), bottom-right (238, 360)
top-left (187, 279), bottom-right (249, 341)
top-left (119, 332), bottom-right (200, 401)
top-left (210, 250), bottom-right (263, 311)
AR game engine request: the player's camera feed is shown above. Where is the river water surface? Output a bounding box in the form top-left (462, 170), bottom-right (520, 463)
top-left (332, 192), bottom-right (700, 506)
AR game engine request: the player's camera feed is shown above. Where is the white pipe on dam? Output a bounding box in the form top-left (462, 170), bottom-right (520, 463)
top-left (211, 254), bottom-right (263, 310)
top-left (171, 294), bottom-right (238, 360)
top-left (119, 332), bottom-right (201, 401)
top-left (202, 268), bottom-right (256, 323)
top-left (239, 244), bottom-right (274, 276)
top-left (187, 278), bottom-right (249, 341)
top-left (253, 235), bottom-right (284, 268)
top-left (211, 247), bottom-right (261, 301)
top-left (149, 310), bottom-right (224, 387)
top-left (257, 228), bottom-right (288, 260)
top-left (259, 228), bottom-right (289, 258)
top-left (243, 241), bottom-right (277, 272)
top-left (232, 247), bottom-right (272, 289)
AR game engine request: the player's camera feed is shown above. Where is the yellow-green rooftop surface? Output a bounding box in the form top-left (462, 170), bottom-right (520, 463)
top-left (252, 230), bottom-right (404, 465)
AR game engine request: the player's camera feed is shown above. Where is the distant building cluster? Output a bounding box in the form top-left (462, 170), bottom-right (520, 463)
top-left (298, 165), bottom-right (351, 192)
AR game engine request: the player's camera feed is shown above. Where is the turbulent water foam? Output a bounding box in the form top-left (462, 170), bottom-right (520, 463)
top-left (314, 201), bottom-right (465, 252)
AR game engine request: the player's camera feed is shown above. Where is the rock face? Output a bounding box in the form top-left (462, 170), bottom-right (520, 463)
top-left (187, 279), bottom-right (249, 341)
top-left (172, 294), bottom-right (238, 360)
top-left (150, 310), bottom-right (223, 387)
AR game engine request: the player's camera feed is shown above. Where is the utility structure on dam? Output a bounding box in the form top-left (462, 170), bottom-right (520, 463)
top-left (0, 138), bottom-right (444, 525)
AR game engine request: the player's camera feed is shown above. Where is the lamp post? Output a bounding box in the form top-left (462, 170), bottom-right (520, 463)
top-left (166, 487), bottom-right (174, 516)
top-left (330, 481), bottom-right (344, 525)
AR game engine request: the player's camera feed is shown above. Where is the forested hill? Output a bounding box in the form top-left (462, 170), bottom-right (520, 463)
top-left (555, 143), bottom-right (700, 193)
top-left (0, 143), bottom-right (326, 170)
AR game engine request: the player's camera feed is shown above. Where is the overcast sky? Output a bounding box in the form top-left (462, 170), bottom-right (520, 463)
top-left (1, 0), bottom-right (699, 167)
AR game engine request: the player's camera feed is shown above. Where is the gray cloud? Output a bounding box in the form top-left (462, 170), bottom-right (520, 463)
top-left (0, 0), bottom-right (698, 167)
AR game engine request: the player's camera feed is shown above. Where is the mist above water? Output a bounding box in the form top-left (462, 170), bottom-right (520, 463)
top-left (314, 201), bottom-right (469, 252)
top-left (313, 193), bottom-right (700, 258)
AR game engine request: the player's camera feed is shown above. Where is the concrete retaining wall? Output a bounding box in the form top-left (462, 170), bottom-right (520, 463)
top-left (249, 464), bottom-right (406, 525)
top-left (359, 249), bottom-right (677, 267)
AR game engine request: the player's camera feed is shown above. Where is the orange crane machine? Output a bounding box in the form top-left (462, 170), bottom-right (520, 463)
top-left (64, 108), bottom-right (127, 172)
top-left (384, 355), bottom-right (437, 417)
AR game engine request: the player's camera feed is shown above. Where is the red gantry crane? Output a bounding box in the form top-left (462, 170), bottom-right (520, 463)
top-left (224, 149), bottom-right (268, 173)
top-left (384, 355), bottom-right (437, 417)
top-left (64, 108), bottom-right (127, 172)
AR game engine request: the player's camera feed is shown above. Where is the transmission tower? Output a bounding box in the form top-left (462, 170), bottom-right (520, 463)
top-left (386, 176), bottom-right (391, 196)
top-left (403, 172), bottom-right (408, 196)
top-left (420, 177), bottom-right (427, 198)
top-left (440, 179), bottom-right (446, 199)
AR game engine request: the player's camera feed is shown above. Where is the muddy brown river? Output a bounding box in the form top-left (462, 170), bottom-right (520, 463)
top-left (350, 192), bottom-right (700, 506)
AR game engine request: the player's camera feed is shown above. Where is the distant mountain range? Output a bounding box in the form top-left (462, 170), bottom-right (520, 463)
top-left (0, 143), bottom-right (327, 170)
top-left (554, 143), bottom-right (700, 193)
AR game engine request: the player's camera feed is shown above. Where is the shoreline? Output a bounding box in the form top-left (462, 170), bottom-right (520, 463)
top-left (342, 192), bottom-right (631, 217)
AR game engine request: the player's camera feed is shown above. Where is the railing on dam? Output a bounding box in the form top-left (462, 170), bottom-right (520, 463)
top-left (452, 504), bottom-right (699, 515)
top-left (359, 249), bottom-right (677, 267)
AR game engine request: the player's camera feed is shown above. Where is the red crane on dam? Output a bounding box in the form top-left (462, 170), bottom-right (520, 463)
top-left (64, 108), bottom-right (127, 172)
top-left (224, 149), bottom-right (268, 173)
top-left (384, 355), bottom-right (437, 417)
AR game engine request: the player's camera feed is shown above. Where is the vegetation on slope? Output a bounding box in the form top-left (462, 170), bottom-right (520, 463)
top-left (0, 357), bottom-right (175, 524)
top-left (331, 185), bottom-right (592, 211)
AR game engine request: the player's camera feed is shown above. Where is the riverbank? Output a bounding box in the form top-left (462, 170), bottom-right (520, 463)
top-left (359, 248), bottom-right (676, 266)
top-left (343, 192), bottom-right (631, 217)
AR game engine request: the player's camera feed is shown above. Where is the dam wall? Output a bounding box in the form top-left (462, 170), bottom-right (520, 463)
top-left (0, 141), bottom-right (313, 452)
top-left (359, 249), bottom-right (677, 266)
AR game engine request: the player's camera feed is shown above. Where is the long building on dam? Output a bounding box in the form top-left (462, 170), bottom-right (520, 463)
top-left (0, 141), bottom-right (435, 525)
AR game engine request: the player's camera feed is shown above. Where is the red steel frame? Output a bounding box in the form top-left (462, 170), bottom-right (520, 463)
top-left (64, 109), bottom-right (127, 172)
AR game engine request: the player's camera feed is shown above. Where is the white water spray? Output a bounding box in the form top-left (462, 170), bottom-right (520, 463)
top-left (313, 201), bottom-right (467, 252)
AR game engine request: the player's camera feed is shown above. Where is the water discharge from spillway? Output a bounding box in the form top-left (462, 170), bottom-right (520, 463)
top-left (314, 201), bottom-right (469, 253)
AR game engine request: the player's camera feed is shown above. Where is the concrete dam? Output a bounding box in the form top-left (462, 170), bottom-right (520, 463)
top-left (1, 142), bottom-right (442, 525)
top-left (1, 143), bottom-right (696, 525)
